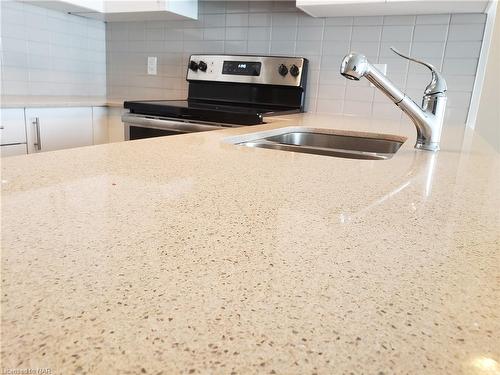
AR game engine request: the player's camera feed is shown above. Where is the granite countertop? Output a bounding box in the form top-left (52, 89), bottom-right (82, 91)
top-left (0, 96), bottom-right (124, 108)
top-left (1, 113), bottom-right (499, 374)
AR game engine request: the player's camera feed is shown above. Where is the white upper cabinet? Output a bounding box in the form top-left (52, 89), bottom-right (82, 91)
top-left (296, 0), bottom-right (490, 17)
top-left (22, 0), bottom-right (198, 22)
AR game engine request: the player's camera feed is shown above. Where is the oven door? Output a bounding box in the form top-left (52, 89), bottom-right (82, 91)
top-left (122, 114), bottom-right (231, 141)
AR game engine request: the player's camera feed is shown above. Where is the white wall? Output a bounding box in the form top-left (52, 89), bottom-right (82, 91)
top-left (475, 1), bottom-right (500, 151)
top-left (106, 0), bottom-right (486, 125)
top-left (0, 0), bottom-right (106, 97)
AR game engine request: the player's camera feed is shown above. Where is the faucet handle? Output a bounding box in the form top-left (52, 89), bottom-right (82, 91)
top-left (390, 47), bottom-right (447, 96)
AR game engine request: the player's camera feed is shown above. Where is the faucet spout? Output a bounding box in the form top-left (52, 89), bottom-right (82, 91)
top-left (340, 50), bottom-right (447, 151)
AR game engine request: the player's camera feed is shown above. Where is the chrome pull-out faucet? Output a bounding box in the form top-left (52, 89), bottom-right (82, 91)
top-left (340, 47), bottom-right (447, 151)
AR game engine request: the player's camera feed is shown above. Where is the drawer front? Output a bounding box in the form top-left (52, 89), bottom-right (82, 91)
top-left (1, 144), bottom-right (28, 157)
top-left (0, 109), bottom-right (27, 145)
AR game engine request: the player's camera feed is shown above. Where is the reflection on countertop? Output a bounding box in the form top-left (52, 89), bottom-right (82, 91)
top-left (1, 113), bottom-right (499, 375)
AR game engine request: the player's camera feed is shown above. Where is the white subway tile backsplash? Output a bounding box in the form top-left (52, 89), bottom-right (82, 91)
top-left (224, 40), bottom-right (248, 54)
top-left (270, 40), bottom-right (295, 55)
top-left (324, 26), bottom-right (352, 41)
top-left (272, 12), bottom-right (298, 26)
top-left (272, 1), bottom-right (297, 12)
top-left (297, 26), bottom-right (323, 41)
top-left (318, 68), bottom-right (346, 85)
top-left (298, 14), bottom-right (324, 27)
top-left (325, 17), bottom-right (353, 26)
top-left (445, 41), bottom-right (482, 58)
top-left (225, 27), bottom-right (249, 40)
top-left (247, 40), bottom-right (270, 54)
top-left (226, 13), bottom-right (249, 27)
top-left (164, 41), bottom-right (183, 53)
top-left (2, 66), bottom-right (29, 81)
top-left (445, 107), bottom-right (469, 124)
top-left (416, 14), bottom-right (451, 25)
top-left (96, 2), bottom-right (486, 126)
top-left (350, 41), bottom-right (379, 58)
top-left (442, 58), bottom-right (478, 75)
top-left (0, 0), bottom-right (107, 97)
top-left (379, 57), bottom-right (409, 73)
top-left (410, 42), bottom-right (445, 58)
top-left (343, 100), bottom-right (372, 116)
top-left (204, 28), bottom-right (225, 40)
top-left (383, 15), bottom-right (416, 26)
top-left (201, 1), bottom-right (226, 15)
top-left (165, 29), bottom-right (183, 41)
top-left (351, 26), bottom-right (382, 42)
top-left (447, 24), bottom-right (485, 41)
top-left (316, 99), bottom-right (343, 114)
top-left (413, 25), bottom-right (448, 42)
top-left (225, 1), bottom-right (249, 14)
top-left (372, 102), bottom-right (402, 120)
top-left (146, 28), bottom-right (164, 41)
top-left (445, 75), bottom-right (476, 91)
top-left (183, 28), bottom-right (203, 41)
top-left (354, 16), bottom-right (383, 26)
top-left (183, 40), bottom-right (205, 53)
top-left (322, 40), bottom-right (350, 55)
top-left (345, 85), bottom-right (375, 102)
top-left (248, 27), bottom-right (271, 41)
top-left (249, 1), bottom-right (273, 13)
top-left (295, 40), bottom-right (322, 55)
top-left (203, 14), bottom-right (226, 28)
top-left (2, 51), bottom-right (28, 67)
top-left (249, 13), bottom-right (271, 27)
top-left (446, 91), bottom-right (472, 108)
top-left (451, 13), bottom-right (486, 24)
top-left (271, 26), bottom-right (297, 41)
top-left (381, 26), bottom-right (413, 42)
top-left (318, 85), bottom-right (345, 100)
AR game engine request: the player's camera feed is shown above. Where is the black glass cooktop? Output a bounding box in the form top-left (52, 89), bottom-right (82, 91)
top-left (123, 99), bottom-right (298, 125)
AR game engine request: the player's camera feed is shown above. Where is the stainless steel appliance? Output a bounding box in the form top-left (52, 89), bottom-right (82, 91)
top-left (122, 54), bottom-right (308, 140)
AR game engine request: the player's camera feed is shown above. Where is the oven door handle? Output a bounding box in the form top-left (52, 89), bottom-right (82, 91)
top-left (122, 114), bottom-right (227, 133)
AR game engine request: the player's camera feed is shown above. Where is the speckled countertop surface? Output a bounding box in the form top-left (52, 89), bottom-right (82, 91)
top-left (1, 114), bottom-right (499, 375)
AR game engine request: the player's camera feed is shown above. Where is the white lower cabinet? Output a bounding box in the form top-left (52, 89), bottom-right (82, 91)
top-left (25, 107), bottom-right (93, 153)
top-left (1, 144), bottom-right (28, 157)
top-left (1, 106), bottom-right (117, 157)
top-left (0, 108), bottom-right (28, 157)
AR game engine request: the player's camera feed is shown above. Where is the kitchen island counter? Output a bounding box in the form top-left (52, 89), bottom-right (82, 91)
top-left (1, 113), bottom-right (499, 374)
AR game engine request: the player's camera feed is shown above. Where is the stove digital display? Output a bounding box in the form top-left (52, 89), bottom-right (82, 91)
top-left (222, 61), bottom-right (261, 76)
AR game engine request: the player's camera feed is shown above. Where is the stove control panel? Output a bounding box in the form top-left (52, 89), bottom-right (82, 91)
top-left (187, 55), bottom-right (308, 87)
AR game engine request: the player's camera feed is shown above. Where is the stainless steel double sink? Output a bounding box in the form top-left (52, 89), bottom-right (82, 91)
top-left (236, 130), bottom-right (405, 160)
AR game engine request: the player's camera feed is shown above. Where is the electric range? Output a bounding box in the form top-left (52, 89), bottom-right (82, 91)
top-left (122, 54), bottom-right (308, 140)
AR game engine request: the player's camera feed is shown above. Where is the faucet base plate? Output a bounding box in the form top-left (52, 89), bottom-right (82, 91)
top-left (415, 142), bottom-right (440, 151)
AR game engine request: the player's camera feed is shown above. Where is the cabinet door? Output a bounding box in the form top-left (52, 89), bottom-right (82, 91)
top-left (1, 144), bottom-right (28, 157)
top-left (25, 107), bottom-right (93, 153)
top-left (0, 108), bottom-right (27, 146)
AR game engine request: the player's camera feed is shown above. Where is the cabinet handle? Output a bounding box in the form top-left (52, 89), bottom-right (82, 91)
top-left (32, 117), bottom-right (42, 151)
top-left (0, 126), bottom-right (4, 130)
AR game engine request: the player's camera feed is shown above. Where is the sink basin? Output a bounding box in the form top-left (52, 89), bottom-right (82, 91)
top-left (238, 130), bottom-right (405, 160)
